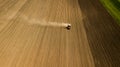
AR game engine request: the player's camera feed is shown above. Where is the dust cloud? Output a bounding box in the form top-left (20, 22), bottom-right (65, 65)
top-left (21, 15), bottom-right (70, 28)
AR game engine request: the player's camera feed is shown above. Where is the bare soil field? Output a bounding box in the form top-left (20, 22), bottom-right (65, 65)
top-left (0, 0), bottom-right (120, 67)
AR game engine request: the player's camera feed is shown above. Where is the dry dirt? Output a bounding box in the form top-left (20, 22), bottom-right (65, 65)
top-left (0, 0), bottom-right (120, 67)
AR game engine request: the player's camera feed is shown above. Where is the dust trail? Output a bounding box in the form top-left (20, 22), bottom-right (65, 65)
top-left (21, 15), bottom-right (71, 28)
